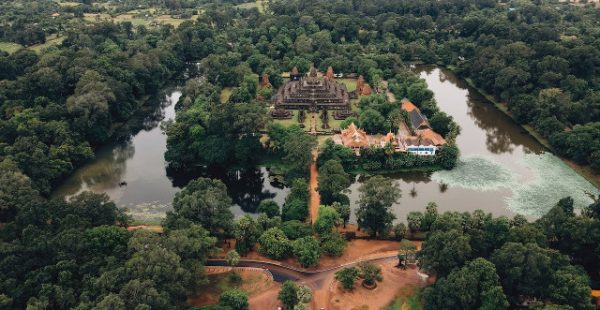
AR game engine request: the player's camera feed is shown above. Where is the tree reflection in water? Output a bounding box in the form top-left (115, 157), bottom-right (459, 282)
top-left (168, 165), bottom-right (287, 213)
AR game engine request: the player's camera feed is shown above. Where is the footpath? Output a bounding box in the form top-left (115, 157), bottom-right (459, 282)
top-left (309, 148), bottom-right (320, 223)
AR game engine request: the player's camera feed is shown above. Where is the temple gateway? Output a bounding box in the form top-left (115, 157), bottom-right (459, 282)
top-left (271, 67), bottom-right (355, 118)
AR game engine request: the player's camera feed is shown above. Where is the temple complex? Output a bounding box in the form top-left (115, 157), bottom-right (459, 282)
top-left (272, 67), bottom-right (352, 114)
top-left (332, 99), bottom-right (447, 156)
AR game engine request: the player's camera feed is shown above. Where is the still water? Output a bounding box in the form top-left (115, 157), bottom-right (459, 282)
top-left (52, 86), bottom-right (289, 222)
top-left (52, 66), bottom-right (599, 222)
top-left (347, 66), bottom-right (598, 222)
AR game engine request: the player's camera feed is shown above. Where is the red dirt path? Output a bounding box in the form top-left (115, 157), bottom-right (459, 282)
top-left (309, 148), bottom-right (320, 224)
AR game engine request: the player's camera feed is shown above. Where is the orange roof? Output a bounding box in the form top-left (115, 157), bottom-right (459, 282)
top-left (361, 84), bottom-right (372, 96)
top-left (382, 132), bottom-right (398, 147)
top-left (51, 12), bottom-right (61, 17)
top-left (383, 132), bottom-right (395, 143)
top-left (341, 123), bottom-right (369, 148)
top-left (401, 99), bottom-right (418, 112)
top-left (417, 129), bottom-right (446, 145)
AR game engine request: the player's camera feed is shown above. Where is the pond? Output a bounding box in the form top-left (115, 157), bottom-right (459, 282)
top-left (52, 66), bottom-right (599, 223)
top-left (347, 66), bottom-right (598, 222)
top-left (52, 84), bottom-right (289, 222)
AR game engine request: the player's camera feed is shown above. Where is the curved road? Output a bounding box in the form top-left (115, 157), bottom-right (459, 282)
top-left (206, 254), bottom-right (398, 284)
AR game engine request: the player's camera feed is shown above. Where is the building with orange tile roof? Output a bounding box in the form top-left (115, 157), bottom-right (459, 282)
top-left (339, 123), bottom-right (369, 151)
top-left (399, 98), bottom-right (446, 155)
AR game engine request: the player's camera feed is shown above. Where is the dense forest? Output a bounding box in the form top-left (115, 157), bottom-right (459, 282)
top-left (416, 198), bottom-right (600, 309)
top-left (2, 0), bottom-right (599, 195)
top-left (1, 0), bottom-right (600, 308)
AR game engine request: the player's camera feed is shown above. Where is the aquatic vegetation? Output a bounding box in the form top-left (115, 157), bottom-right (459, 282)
top-left (431, 155), bottom-right (513, 191)
top-left (506, 153), bottom-right (600, 216)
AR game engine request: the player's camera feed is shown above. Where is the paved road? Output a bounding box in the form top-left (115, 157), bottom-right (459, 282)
top-left (206, 254), bottom-right (398, 287)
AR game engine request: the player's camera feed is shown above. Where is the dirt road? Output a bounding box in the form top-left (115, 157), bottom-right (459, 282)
top-left (309, 148), bottom-right (320, 224)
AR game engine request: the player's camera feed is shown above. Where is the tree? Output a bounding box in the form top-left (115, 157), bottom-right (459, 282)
top-left (320, 232), bottom-right (347, 257)
top-left (164, 178), bottom-right (233, 237)
top-left (234, 215), bottom-right (261, 255)
top-left (317, 138), bottom-right (355, 169)
top-left (281, 220), bottom-right (312, 240)
top-left (0, 158), bottom-right (39, 221)
top-left (422, 258), bottom-right (508, 310)
top-left (393, 223), bottom-right (408, 240)
top-left (335, 267), bottom-right (359, 290)
top-left (398, 239), bottom-right (417, 268)
top-left (359, 109), bottom-right (386, 134)
top-left (219, 289), bottom-right (248, 310)
top-left (226, 249), bottom-right (242, 283)
top-left (332, 202), bottom-right (351, 228)
top-left (317, 159), bottom-right (350, 205)
top-left (421, 202), bottom-right (439, 232)
top-left (436, 145), bottom-right (459, 169)
top-left (257, 200), bottom-right (280, 218)
top-left (429, 112), bottom-right (453, 137)
top-left (292, 237), bottom-right (321, 267)
top-left (406, 211), bottom-right (423, 233)
top-left (282, 179), bottom-right (309, 222)
top-left (278, 281), bottom-right (299, 310)
top-left (226, 250), bottom-right (240, 268)
top-left (355, 176), bottom-right (401, 237)
top-left (258, 227), bottom-right (291, 260)
top-left (490, 242), bottom-right (570, 300)
top-left (547, 266), bottom-right (593, 310)
top-left (358, 262), bottom-right (383, 287)
top-left (418, 229), bottom-right (472, 278)
top-left (296, 285), bottom-right (312, 304)
top-left (283, 131), bottom-right (317, 178)
top-left (313, 205), bottom-right (340, 236)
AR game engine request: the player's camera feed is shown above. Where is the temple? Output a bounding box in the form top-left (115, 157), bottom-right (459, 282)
top-left (332, 100), bottom-right (447, 156)
top-left (272, 67), bottom-right (352, 113)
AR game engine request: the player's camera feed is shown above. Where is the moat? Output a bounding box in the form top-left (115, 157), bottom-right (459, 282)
top-left (52, 66), bottom-right (600, 222)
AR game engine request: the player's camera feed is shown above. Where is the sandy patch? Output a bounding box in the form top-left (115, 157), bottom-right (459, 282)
top-left (327, 261), bottom-right (425, 310)
top-left (188, 269), bottom-right (274, 307)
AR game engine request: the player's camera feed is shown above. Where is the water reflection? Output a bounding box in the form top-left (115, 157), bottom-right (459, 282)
top-left (347, 66), bottom-right (598, 221)
top-left (168, 166), bottom-right (289, 214)
top-left (52, 65), bottom-right (598, 222)
top-left (53, 78), bottom-right (289, 221)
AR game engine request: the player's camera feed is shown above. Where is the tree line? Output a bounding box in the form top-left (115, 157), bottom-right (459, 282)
top-left (415, 198), bottom-right (600, 309)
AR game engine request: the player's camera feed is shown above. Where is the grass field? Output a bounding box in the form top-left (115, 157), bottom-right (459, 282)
top-left (272, 110), bottom-right (308, 128)
top-left (0, 42), bottom-right (23, 54)
top-left (236, 0), bottom-right (269, 13)
top-left (29, 34), bottom-right (66, 52)
top-left (83, 13), bottom-right (199, 27)
top-left (339, 78), bottom-right (358, 92)
top-left (55, 0), bottom-right (82, 7)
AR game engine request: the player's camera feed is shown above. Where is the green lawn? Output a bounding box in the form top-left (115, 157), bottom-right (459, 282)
top-left (0, 42), bottom-right (23, 54)
top-left (55, 0), bottom-right (82, 7)
top-left (236, 0), bottom-right (269, 13)
top-left (328, 111), bottom-right (344, 130)
top-left (29, 35), bottom-right (65, 52)
top-left (338, 78), bottom-right (358, 92)
top-left (272, 110), bottom-right (307, 128)
top-left (83, 13), bottom-right (199, 27)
